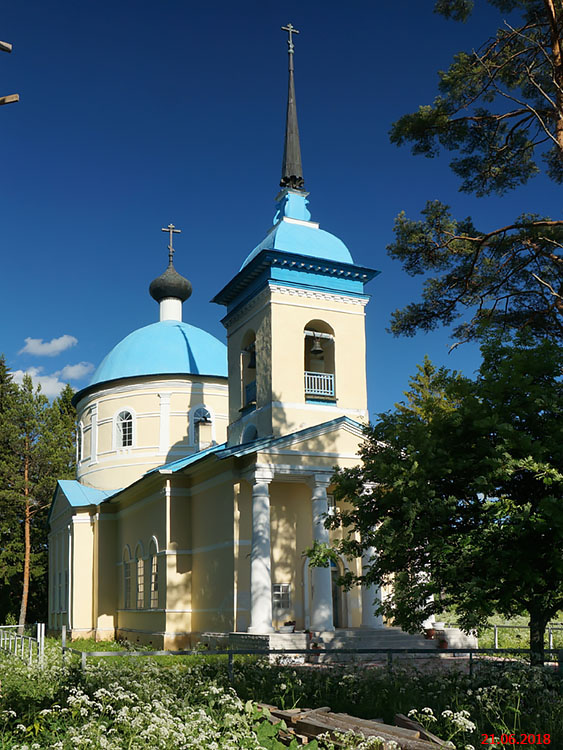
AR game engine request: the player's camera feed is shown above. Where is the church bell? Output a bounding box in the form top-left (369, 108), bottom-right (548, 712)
top-left (310, 336), bottom-right (323, 356)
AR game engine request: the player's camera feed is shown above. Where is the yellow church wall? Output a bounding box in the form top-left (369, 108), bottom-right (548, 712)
top-left (269, 482), bottom-right (312, 630)
top-left (268, 288), bottom-right (369, 436)
top-left (75, 376), bottom-right (228, 491)
top-left (225, 291), bottom-right (272, 438)
top-left (189, 474), bottom-right (236, 634)
top-left (70, 513), bottom-right (95, 637)
top-left (234, 481), bottom-right (251, 632)
top-left (93, 513), bottom-right (118, 639)
top-left (224, 286), bottom-right (370, 444)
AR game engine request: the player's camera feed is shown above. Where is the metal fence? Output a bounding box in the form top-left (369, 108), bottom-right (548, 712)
top-left (0, 623), bottom-right (45, 665)
top-left (489, 623), bottom-right (563, 650)
top-left (59, 640), bottom-right (563, 682)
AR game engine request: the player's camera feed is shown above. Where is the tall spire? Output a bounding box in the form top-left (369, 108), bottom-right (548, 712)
top-left (280, 23), bottom-right (304, 190)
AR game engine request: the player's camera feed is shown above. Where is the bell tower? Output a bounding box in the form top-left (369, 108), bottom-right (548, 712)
top-left (212, 24), bottom-right (378, 445)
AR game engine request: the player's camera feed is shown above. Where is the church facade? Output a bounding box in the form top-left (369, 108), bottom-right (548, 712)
top-left (47, 28), bottom-right (384, 647)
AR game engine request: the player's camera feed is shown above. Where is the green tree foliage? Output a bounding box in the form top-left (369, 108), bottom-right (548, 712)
top-left (319, 337), bottom-right (563, 665)
top-left (0, 361), bottom-right (76, 625)
top-left (388, 1), bottom-right (563, 343)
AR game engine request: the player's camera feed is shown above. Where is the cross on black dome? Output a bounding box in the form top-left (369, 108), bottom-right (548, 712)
top-left (149, 223), bottom-right (192, 303)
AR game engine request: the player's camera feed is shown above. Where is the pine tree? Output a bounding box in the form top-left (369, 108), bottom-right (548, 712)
top-left (0, 367), bottom-right (76, 627)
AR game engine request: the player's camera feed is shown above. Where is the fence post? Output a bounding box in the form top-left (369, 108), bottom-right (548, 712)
top-left (494, 625), bottom-right (498, 650)
top-left (387, 651), bottom-right (393, 674)
top-left (228, 652), bottom-right (234, 683)
top-left (469, 651), bottom-right (474, 678)
top-left (61, 624), bottom-right (66, 665)
top-left (39, 623), bottom-right (45, 667)
top-left (81, 651), bottom-right (86, 671)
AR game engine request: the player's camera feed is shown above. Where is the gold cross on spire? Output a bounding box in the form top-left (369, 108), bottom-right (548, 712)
top-left (281, 23), bottom-right (300, 55)
top-left (161, 223), bottom-right (181, 264)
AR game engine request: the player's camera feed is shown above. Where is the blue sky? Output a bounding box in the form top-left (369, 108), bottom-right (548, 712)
top-left (2, 1), bottom-right (561, 415)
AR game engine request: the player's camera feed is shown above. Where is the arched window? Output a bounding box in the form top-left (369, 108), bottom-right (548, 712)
top-left (304, 321), bottom-right (336, 399)
top-left (189, 405), bottom-right (215, 450)
top-left (241, 330), bottom-right (257, 409)
top-left (123, 547), bottom-right (132, 610)
top-left (149, 538), bottom-right (159, 609)
top-left (115, 410), bottom-right (134, 448)
top-left (135, 544), bottom-right (145, 609)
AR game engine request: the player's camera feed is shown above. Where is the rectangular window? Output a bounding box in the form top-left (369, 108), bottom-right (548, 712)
top-left (150, 555), bottom-right (159, 609)
top-left (136, 557), bottom-right (145, 609)
top-left (124, 563), bottom-right (131, 609)
top-left (272, 583), bottom-right (291, 612)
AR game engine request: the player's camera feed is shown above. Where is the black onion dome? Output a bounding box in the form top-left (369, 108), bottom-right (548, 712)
top-left (149, 262), bottom-right (192, 303)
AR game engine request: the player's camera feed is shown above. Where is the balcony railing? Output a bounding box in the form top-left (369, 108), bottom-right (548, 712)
top-left (304, 371), bottom-right (335, 397)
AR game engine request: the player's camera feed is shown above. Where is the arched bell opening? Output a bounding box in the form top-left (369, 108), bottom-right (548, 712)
top-left (240, 330), bottom-right (257, 409)
top-left (304, 320), bottom-right (335, 400)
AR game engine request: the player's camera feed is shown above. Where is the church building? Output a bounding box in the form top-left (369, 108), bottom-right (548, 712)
top-left (47, 26), bottom-right (386, 647)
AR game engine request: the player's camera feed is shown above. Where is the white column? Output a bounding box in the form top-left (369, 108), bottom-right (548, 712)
top-left (361, 547), bottom-right (384, 628)
top-left (310, 475), bottom-right (334, 632)
top-left (248, 472), bottom-right (274, 633)
top-left (158, 393), bottom-right (171, 455)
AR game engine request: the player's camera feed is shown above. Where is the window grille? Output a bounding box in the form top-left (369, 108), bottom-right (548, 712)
top-left (117, 411), bottom-right (133, 447)
top-left (150, 554), bottom-right (158, 609)
top-left (136, 557), bottom-right (145, 609)
top-left (272, 583), bottom-right (291, 611)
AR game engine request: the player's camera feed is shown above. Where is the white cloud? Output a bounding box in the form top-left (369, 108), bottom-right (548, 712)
top-left (11, 361), bottom-right (95, 398)
top-left (19, 334), bottom-right (78, 357)
top-left (59, 362), bottom-right (95, 380)
top-left (12, 367), bottom-right (66, 398)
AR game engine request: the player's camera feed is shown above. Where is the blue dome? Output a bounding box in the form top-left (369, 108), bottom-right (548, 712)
top-left (89, 321), bottom-right (227, 387)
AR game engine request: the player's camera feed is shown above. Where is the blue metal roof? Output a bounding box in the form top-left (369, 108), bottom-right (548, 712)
top-left (241, 191), bottom-right (354, 269)
top-left (241, 220), bottom-right (354, 269)
top-left (56, 480), bottom-right (119, 507)
top-left (88, 320), bottom-right (227, 389)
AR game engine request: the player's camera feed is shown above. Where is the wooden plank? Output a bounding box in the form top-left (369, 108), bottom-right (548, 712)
top-left (291, 714), bottom-right (443, 750)
top-left (395, 714), bottom-right (451, 746)
top-left (329, 712), bottom-right (421, 740)
top-left (0, 94), bottom-right (19, 105)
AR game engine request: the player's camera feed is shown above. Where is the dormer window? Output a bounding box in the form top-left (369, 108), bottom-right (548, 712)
top-left (116, 410), bottom-right (134, 448)
top-left (304, 321), bottom-right (335, 400)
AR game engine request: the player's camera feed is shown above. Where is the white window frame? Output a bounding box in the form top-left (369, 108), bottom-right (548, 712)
top-left (149, 537), bottom-right (159, 609)
top-left (113, 408), bottom-right (136, 450)
top-left (272, 583), bottom-right (291, 613)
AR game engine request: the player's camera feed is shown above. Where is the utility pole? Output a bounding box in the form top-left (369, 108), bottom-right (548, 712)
top-left (0, 38), bottom-right (19, 106)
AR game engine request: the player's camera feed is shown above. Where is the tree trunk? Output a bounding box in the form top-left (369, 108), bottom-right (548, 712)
top-left (529, 611), bottom-right (548, 666)
top-left (543, 0), bottom-right (563, 157)
top-left (17, 450), bottom-right (30, 635)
